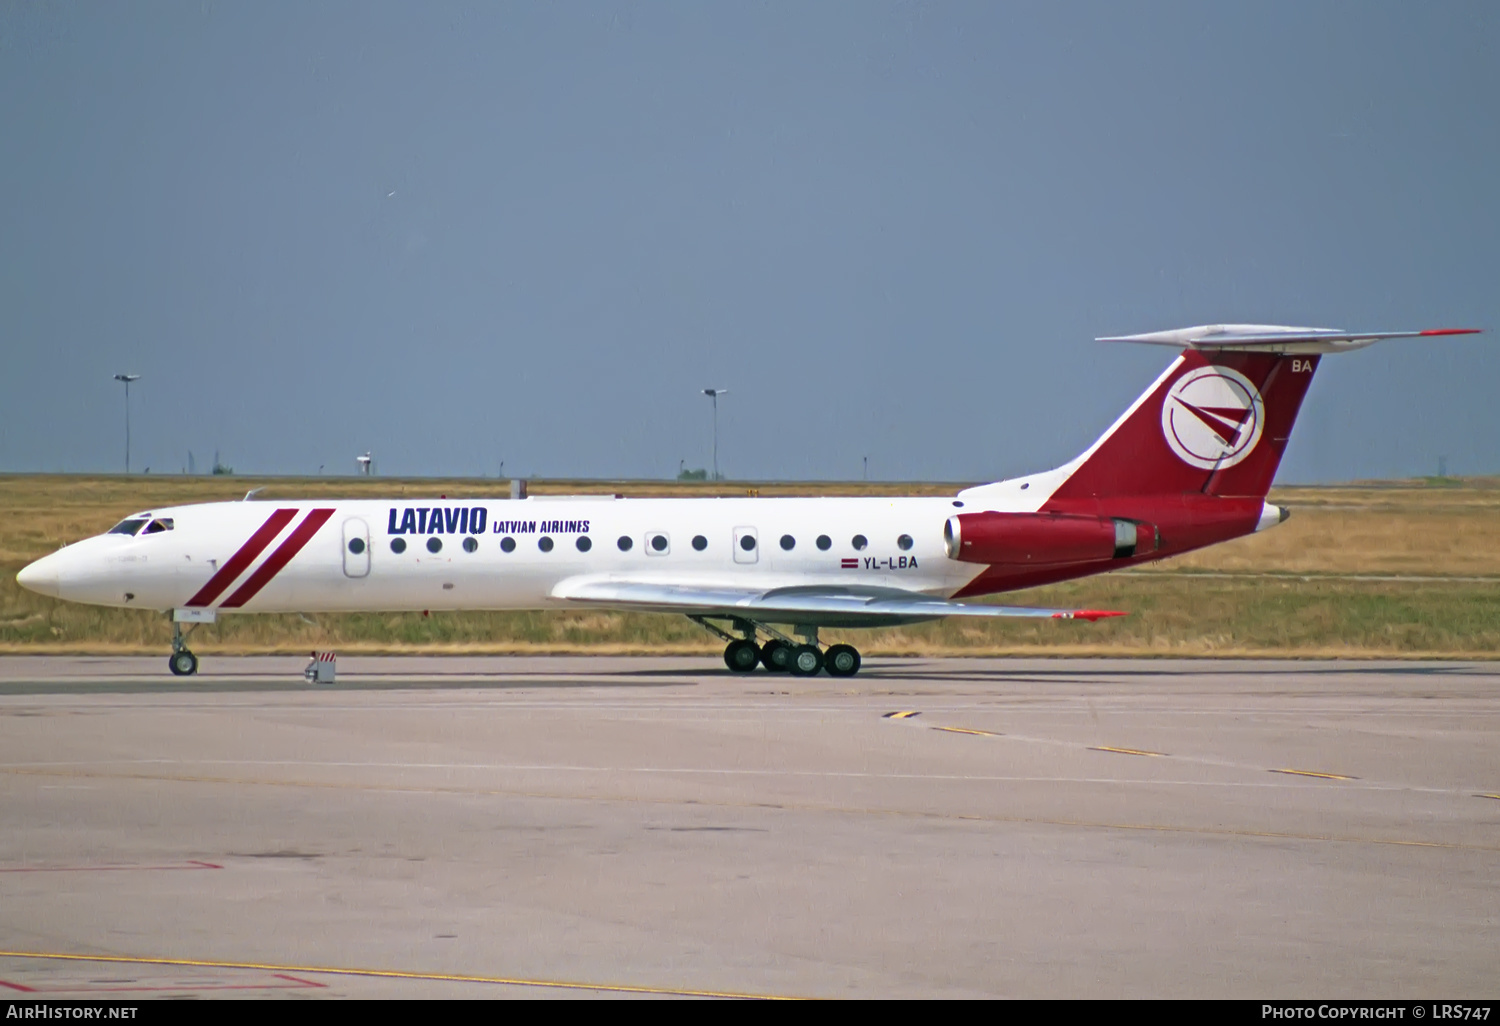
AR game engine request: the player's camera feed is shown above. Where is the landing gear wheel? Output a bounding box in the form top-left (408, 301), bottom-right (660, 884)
top-left (724, 639), bottom-right (762, 674)
top-left (824, 644), bottom-right (861, 677)
top-left (760, 639), bottom-right (791, 673)
top-left (169, 650), bottom-right (199, 677)
top-left (788, 644), bottom-right (824, 677)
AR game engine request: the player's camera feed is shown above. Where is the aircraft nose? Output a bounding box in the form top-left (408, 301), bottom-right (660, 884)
top-left (16, 555), bottom-right (61, 598)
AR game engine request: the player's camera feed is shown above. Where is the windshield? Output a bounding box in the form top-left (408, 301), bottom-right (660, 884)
top-left (107, 519), bottom-right (148, 536)
top-left (142, 518), bottom-right (174, 534)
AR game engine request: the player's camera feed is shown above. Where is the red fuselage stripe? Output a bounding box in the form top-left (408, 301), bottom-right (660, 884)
top-left (184, 508), bottom-right (298, 607)
top-left (219, 509), bottom-right (336, 609)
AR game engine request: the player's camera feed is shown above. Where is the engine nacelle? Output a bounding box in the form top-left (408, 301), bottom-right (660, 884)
top-left (943, 511), bottom-right (1157, 565)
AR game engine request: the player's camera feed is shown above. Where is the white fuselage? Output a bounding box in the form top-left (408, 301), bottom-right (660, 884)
top-left (27, 495), bottom-right (995, 615)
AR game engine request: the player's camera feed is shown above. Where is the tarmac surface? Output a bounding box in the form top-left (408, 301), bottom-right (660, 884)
top-left (0, 655), bottom-right (1496, 999)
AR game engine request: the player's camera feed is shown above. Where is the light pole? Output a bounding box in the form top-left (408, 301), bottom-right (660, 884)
top-left (701, 388), bottom-right (727, 481)
top-left (113, 374), bottom-right (140, 474)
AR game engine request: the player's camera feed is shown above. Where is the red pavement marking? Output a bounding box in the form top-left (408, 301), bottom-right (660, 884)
top-left (10, 979), bottom-right (325, 993)
top-left (0, 980), bottom-right (37, 992)
top-left (274, 974), bottom-right (329, 988)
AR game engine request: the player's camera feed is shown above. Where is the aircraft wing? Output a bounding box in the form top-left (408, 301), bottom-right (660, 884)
top-left (552, 576), bottom-right (1124, 628)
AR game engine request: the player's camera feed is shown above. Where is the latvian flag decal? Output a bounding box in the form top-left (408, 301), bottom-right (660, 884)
top-left (841, 558), bottom-right (859, 569)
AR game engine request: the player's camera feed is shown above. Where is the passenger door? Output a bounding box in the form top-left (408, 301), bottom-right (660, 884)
top-left (733, 526), bottom-right (759, 564)
top-left (342, 517), bottom-right (371, 578)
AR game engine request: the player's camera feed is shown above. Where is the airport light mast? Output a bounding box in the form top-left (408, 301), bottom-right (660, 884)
top-left (113, 374), bottom-right (140, 474)
top-left (701, 388), bottom-right (727, 481)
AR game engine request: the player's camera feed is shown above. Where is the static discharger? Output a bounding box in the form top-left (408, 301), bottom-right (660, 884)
top-left (882, 711), bottom-right (921, 719)
top-left (1088, 745), bottom-right (1166, 757)
top-left (1270, 768), bottom-right (1358, 781)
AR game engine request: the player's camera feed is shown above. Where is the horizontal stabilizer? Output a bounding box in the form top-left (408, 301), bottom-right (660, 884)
top-left (553, 577), bottom-right (1125, 628)
top-left (1097, 324), bottom-right (1480, 354)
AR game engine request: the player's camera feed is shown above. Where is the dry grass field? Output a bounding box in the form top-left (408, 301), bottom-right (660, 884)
top-left (2, 474), bottom-right (1498, 658)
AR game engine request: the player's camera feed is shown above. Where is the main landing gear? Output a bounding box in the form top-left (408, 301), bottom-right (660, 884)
top-left (692, 617), bottom-right (862, 678)
top-left (169, 621), bottom-right (199, 677)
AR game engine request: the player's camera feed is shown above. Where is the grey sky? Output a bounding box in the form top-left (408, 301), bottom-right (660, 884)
top-left (1, 2), bottom-right (1495, 483)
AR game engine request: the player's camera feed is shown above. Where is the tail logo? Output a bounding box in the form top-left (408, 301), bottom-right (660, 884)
top-left (1160, 366), bottom-right (1265, 470)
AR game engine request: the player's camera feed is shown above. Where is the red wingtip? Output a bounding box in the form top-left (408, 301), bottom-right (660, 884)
top-left (1419, 328), bottom-right (1482, 337)
top-left (1054, 610), bottom-right (1129, 622)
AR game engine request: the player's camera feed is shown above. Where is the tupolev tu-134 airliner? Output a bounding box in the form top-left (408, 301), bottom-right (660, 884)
top-left (17, 324), bottom-right (1480, 678)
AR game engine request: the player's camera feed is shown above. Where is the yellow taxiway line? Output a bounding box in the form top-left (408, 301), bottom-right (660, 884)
top-left (1270, 768), bottom-right (1358, 781)
top-left (0, 950), bottom-right (798, 999)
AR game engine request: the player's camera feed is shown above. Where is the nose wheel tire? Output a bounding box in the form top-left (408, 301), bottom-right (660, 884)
top-left (759, 639), bottom-right (791, 672)
top-left (824, 644), bottom-right (861, 677)
top-left (169, 650), bottom-right (199, 677)
top-left (724, 639), bottom-right (762, 674)
top-left (788, 644), bottom-right (824, 677)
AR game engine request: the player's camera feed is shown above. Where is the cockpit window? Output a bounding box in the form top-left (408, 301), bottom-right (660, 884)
top-left (142, 518), bottom-right (175, 534)
top-left (107, 519), bottom-right (148, 536)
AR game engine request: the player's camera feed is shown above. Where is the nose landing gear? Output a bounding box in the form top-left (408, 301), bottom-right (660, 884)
top-left (169, 620), bottom-right (199, 677)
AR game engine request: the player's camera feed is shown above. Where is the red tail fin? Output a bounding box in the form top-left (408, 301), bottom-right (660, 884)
top-left (950, 325), bottom-right (1476, 599)
top-left (1048, 349), bottom-right (1320, 501)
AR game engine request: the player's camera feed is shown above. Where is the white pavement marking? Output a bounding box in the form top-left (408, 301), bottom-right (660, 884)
top-left (0, 758), bottom-right (1485, 798)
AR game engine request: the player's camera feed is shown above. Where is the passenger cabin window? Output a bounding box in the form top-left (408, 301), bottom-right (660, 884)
top-left (897, 534), bottom-right (913, 551)
top-left (108, 519), bottom-right (148, 536)
top-left (142, 518), bottom-right (174, 534)
top-left (851, 534), bottom-right (868, 551)
top-left (391, 538), bottom-right (407, 554)
top-left (780, 534), bottom-right (795, 551)
top-left (539, 536), bottom-right (554, 552)
top-left (692, 535), bottom-right (707, 551)
top-left (816, 535), bottom-right (831, 550)
top-left (500, 536), bottom-right (516, 553)
top-left (427, 537), bottom-right (443, 554)
top-left (576, 536), bottom-right (592, 552)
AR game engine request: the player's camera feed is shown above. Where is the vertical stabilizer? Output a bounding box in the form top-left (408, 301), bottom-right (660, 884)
top-left (952, 324), bottom-right (1479, 599)
top-left (1046, 348), bottom-right (1320, 501)
top-left (958, 325), bottom-right (1477, 511)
